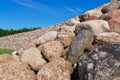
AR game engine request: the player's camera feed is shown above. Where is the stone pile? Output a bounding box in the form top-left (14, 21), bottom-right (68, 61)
top-left (0, 0), bottom-right (120, 80)
top-left (0, 26), bottom-right (59, 50)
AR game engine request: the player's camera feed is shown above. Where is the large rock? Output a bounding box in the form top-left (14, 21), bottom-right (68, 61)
top-left (65, 18), bottom-right (80, 26)
top-left (58, 25), bottom-right (75, 33)
top-left (102, 9), bottom-right (120, 29)
top-left (73, 44), bottom-right (120, 80)
top-left (0, 54), bottom-right (18, 62)
top-left (84, 10), bottom-right (103, 18)
top-left (80, 10), bottom-right (102, 21)
top-left (57, 32), bottom-right (75, 47)
top-left (96, 32), bottom-right (120, 43)
top-left (106, 9), bottom-right (120, 19)
top-left (0, 55), bottom-right (37, 80)
top-left (110, 28), bottom-right (120, 34)
top-left (85, 16), bottom-right (98, 21)
top-left (41, 41), bottom-right (64, 61)
top-left (99, 14), bottom-right (111, 21)
top-left (108, 19), bottom-right (120, 29)
top-left (22, 41), bottom-right (37, 50)
top-left (37, 58), bottom-right (72, 80)
top-left (20, 47), bottom-right (46, 71)
top-left (36, 31), bottom-right (58, 45)
top-left (75, 20), bottom-right (110, 36)
top-left (101, 1), bottom-right (120, 13)
top-left (100, 9), bottom-right (120, 20)
top-left (67, 30), bottom-right (94, 65)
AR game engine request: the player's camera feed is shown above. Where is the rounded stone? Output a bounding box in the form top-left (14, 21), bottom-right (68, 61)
top-left (75, 20), bottom-right (110, 36)
top-left (96, 32), bottom-right (120, 44)
top-left (57, 32), bottom-right (75, 47)
top-left (0, 61), bottom-right (37, 80)
top-left (20, 47), bottom-right (47, 71)
top-left (41, 41), bottom-right (64, 61)
top-left (36, 31), bottom-right (58, 45)
top-left (37, 58), bottom-right (72, 80)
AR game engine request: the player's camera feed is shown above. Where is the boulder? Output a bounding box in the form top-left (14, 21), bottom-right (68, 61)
top-left (37, 58), bottom-right (72, 80)
top-left (75, 20), bottom-right (110, 36)
top-left (84, 10), bottom-right (103, 18)
top-left (110, 28), bottom-right (120, 34)
top-left (0, 61), bottom-right (37, 80)
top-left (22, 41), bottom-right (37, 50)
top-left (100, 9), bottom-right (120, 29)
top-left (41, 41), bottom-right (64, 61)
top-left (57, 32), bottom-right (75, 47)
top-left (99, 14), bottom-right (112, 20)
top-left (101, 1), bottom-right (120, 13)
top-left (106, 9), bottom-right (120, 19)
top-left (36, 31), bottom-right (58, 45)
top-left (20, 47), bottom-right (46, 71)
top-left (73, 44), bottom-right (120, 80)
top-left (108, 19), bottom-right (120, 29)
top-left (0, 54), bottom-right (18, 62)
top-left (96, 32), bottom-right (120, 43)
top-left (58, 25), bottom-right (75, 33)
top-left (65, 18), bottom-right (80, 26)
top-left (86, 16), bottom-right (98, 21)
top-left (100, 9), bottom-right (120, 20)
top-left (67, 30), bottom-right (94, 65)
top-left (80, 10), bottom-right (102, 21)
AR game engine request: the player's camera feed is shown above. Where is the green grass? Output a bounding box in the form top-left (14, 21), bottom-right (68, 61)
top-left (0, 49), bottom-right (14, 55)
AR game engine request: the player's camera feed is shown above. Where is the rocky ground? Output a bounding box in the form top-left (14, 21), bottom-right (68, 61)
top-left (0, 26), bottom-right (59, 50)
top-left (0, 0), bottom-right (120, 80)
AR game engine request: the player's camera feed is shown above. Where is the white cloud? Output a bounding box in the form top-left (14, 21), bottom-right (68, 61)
top-left (76, 8), bottom-right (83, 12)
top-left (12, 0), bottom-right (49, 11)
top-left (66, 7), bottom-right (83, 14)
top-left (66, 7), bottom-right (77, 14)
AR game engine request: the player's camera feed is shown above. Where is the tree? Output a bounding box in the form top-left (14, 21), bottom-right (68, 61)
top-left (0, 27), bottom-right (41, 37)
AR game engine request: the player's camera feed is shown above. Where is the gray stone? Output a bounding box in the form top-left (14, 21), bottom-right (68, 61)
top-left (73, 44), bottom-right (120, 80)
top-left (20, 47), bottom-right (47, 71)
top-left (67, 30), bottom-right (94, 65)
top-left (101, 1), bottom-right (120, 13)
top-left (36, 31), bottom-right (58, 45)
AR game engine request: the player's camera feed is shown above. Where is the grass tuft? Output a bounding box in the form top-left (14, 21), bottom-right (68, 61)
top-left (0, 49), bottom-right (14, 55)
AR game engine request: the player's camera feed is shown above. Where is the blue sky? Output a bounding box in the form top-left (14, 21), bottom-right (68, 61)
top-left (0, 0), bottom-right (110, 30)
